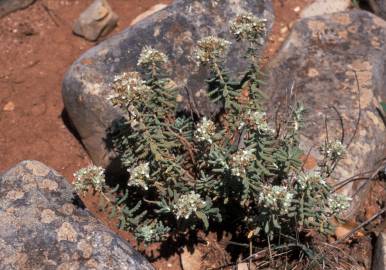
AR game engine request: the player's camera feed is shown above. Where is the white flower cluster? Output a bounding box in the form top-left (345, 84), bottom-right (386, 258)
top-left (296, 171), bottom-right (326, 190)
top-left (230, 13), bottom-right (267, 43)
top-left (137, 46), bottom-right (168, 69)
top-left (247, 110), bottom-right (273, 133)
top-left (328, 193), bottom-right (351, 214)
top-left (194, 36), bottom-right (231, 65)
top-left (74, 165), bottom-right (105, 193)
top-left (230, 148), bottom-right (256, 177)
top-left (128, 162), bottom-right (150, 190)
top-left (195, 117), bottom-right (216, 143)
top-left (109, 71), bottom-right (151, 106)
top-left (321, 140), bottom-right (346, 161)
top-left (173, 191), bottom-right (206, 220)
top-left (259, 185), bottom-right (293, 213)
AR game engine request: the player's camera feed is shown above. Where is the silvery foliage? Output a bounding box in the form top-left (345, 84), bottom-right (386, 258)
top-left (74, 13), bottom-right (351, 246)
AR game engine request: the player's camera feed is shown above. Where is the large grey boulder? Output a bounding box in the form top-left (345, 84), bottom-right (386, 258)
top-left (0, 0), bottom-right (35, 18)
top-left (62, 0), bottom-right (274, 170)
top-left (262, 10), bottom-right (386, 216)
top-left (0, 160), bottom-right (154, 269)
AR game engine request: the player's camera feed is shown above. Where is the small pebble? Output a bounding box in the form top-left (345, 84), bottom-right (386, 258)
top-left (294, 6), bottom-right (301, 12)
top-left (3, 101), bottom-right (15, 112)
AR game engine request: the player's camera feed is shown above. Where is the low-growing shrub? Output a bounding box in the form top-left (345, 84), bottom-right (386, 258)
top-left (74, 12), bottom-right (350, 259)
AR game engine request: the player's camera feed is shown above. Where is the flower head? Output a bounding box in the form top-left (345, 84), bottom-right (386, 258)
top-left (173, 191), bottom-right (206, 220)
top-left (194, 36), bottom-right (231, 65)
top-left (135, 222), bottom-right (170, 243)
top-left (259, 185), bottom-right (293, 213)
top-left (109, 72), bottom-right (151, 108)
top-left (137, 46), bottom-right (168, 69)
top-left (328, 193), bottom-right (351, 214)
top-left (230, 13), bottom-right (267, 43)
top-left (74, 165), bottom-right (105, 193)
top-left (296, 171), bottom-right (326, 190)
top-left (195, 117), bottom-right (216, 143)
top-left (246, 110), bottom-right (274, 134)
top-left (128, 162), bottom-right (150, 190)
top-left (320, 140), bottom-right (346, 161)
top-left (230, 148), bottom-right (256, 177)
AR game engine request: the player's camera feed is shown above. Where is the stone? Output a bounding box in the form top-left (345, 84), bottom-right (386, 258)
top-left (0, 160), bottom-right (154, 269)
top-left (0, 0), bottom-right (34, 18)
top-left (300, 0), bottom-right (351, 18)
top-left (262, 10), bottom-right (386, 216)
top-left (73, 0), bottom-right (118, 41)
top-left (3, 101), bottom-right (15, 112)
top-left (130, 3), bottom-right (168, 26)
top-left (373, 233), bottom-right (386, 270)
top-left (180, 247), bottom-right (203, 270)
top-left (63, 0), bottom-right (274, 170)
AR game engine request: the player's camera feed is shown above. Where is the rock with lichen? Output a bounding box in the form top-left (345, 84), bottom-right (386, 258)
top-left (62, 0), bottom-right (274, 171)
top-left (262, 10), bottom-right (386, 216)
top-left (0, 160), bottom-right (154, 269)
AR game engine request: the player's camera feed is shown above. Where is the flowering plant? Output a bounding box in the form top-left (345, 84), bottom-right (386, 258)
top-left (74, 13), bottom-right (350, 256)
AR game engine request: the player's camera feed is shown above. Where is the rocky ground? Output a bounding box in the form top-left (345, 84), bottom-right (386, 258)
top-left (2, 0), bottom-right (386, 269)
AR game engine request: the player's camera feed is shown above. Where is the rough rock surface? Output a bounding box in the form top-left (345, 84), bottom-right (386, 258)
top-left (73, 0), bottom-right (118, 41)
top-left (373, 232), bottom-right (386, 270)
top-left (0, 0), bottom-right (34, 18)
top-left (262, 10), bottom-right (386, 215)
top-left (63, 0), bottom-right (274, 169)
top-left (300, 0), bottom-right (351, 18)
top-left (0, 160), bottom-right (154, 270)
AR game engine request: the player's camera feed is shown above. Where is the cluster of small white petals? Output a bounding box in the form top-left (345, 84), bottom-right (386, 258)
top-left (230, 13), bottom-right (267, 43)
top-left (137, 46), bottom-right (168, 68)
top-left (173, 191), bottom-right (206, 220)
top-left (247, 110), bottom-right (274, 133)
top-left (109, 72), bottom-right (151, 107)
top-left (194, 36), bottom-right (231, 65)
top-left (230, 148), bottom-right (256, 177)
top-left (296, 171), bottom-right (326, 190)
top-left (74, 165), bottom-right (105, 193)
top-left (320, 140), bottom-right (346, 160)
top-left (195, 117), bottom-right (216, 143)
top-left (259, 185), bottom-right (293, 213)
top-left (328, 193), bottom-right (351, 214)
top-left (128, 162), bottom-right (150, 190)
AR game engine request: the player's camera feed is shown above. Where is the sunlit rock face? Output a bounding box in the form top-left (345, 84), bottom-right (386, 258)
top-left (262, 10), bottom-right (386, 216)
